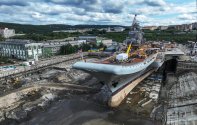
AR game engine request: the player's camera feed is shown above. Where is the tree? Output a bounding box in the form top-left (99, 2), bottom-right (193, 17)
top-left (60, 43), bottom-right (81, 55)
top-left (80, 43), bottom-right (91, 51)
top-left (0, 35), bottom-right (5, 41)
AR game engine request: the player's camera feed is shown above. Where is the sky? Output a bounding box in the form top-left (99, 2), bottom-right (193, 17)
top-left (0, 0), bottom-right (196, 26)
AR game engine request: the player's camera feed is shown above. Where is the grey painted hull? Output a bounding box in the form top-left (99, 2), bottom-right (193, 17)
top-left (72, 53), bottom-right (158, 92)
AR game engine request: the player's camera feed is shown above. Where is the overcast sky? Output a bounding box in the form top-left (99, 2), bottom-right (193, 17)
top-left (0, 0), bottom-right (196, 26)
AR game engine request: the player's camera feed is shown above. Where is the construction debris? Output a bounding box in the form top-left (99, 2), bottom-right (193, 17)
top-left (0, 57), bottom-right (100, 124)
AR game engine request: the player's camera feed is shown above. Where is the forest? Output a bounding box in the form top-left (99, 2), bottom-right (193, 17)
top-left (0, 22), bottom-right (196, 43)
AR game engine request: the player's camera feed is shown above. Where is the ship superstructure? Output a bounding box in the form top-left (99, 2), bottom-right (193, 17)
top-left (73, 15), bottom-right (158, 93)
top-left (125, 14), bottom-right (144, 45)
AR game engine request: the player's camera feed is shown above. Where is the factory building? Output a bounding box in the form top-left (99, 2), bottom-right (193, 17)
top-left (191, 42), bottom-right (197, 55)
top-left (0, 39), bottom-right (42, 60)
top-left (78, 36), bottom-right (112, 47)
top-left (42, 40), bottom-right (86, 57)
top-left (78, 36), bottom-right (100, 46)
top-left (101, 39), bottom-right (113, 47)
top-left (169, 24), bottom-right (193, 31)
top-left (0, 38), bottom-right (88, 60)
top-left (0, 28), bottom-right (15, 38)
top-left (68, 40), bottom-right (86, 46)
top-left (0, 37), bottom-right (109, 60)
top-left (192, 22), bottom-right (197, 30)
top-left (78, 36), bottom-right (97, 42)
top-left (42, 42), bottom-right (67, 57)
top-left (158, 26), bottom-right (168, 30)
top-left (114, 27), bottom-right (125, 32)
top-left (142, 26), bottom-right (158, 31)
top-left (53, 28), bottom-right (92, 33)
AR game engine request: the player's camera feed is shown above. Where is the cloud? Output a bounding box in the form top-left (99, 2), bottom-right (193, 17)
top-left (142, 0), bottom-right (166, 7)
top-left (48, 0), bottom-right (100, 12)
top-left (178, 14), bottom-right (195, 20)
top-left (49, 0), bottom-right (98, 6)
top-left (31, 12), bottom-right (45, 20)
top-left (102, 0), bottom-right (125, 14)
top-left (0, 0), bottom-right (28, 6)
top-left (103, 6), bottom-right (122, 14)
top-left (30, 3), bottom-right (73, 16)
top-left (0, 0), bottom-right (196, 26)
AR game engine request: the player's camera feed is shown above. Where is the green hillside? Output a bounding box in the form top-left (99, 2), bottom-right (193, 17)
top-left (0, 22), bottom-right (126, 34)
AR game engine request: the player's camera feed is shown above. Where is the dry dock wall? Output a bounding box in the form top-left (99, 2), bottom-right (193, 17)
top-left (108, 69), bottom-right (156, 107)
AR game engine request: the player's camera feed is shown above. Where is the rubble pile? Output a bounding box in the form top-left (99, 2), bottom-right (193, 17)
top-left (0, 87), bottom-right (40, 122)
top-left (119, 77), bottom-right (162, 118)
top-left (0, 82), bottom-right (97, 123)
top-left (0, 67), bottom-right (98, 124)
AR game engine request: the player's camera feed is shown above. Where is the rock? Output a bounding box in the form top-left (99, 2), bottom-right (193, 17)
top-left (126, 100), bottom-right (131, 104)
top-left (93, 85), bottom-right (112, 104)
top-left (54, 73), bottom-right (67, 82)
top-left (37, 102), bottom-right (46, 107)
top-left (38, 93), bottom-right (57, 107)
top-left (127, 98), bottom-right (132, 101)
top-left (0, 111), bottom-right (5, 122)
top-left (42, 93), bottom-right (56, 101)
top-left (6, 108), bottom-right (27, 120)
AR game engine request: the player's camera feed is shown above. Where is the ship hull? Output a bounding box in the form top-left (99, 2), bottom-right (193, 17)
top-left (73, 53), bottom-right (158, 93)
top-left (86, 65), bottom-right (153, 93)
top-left (73, 53), bottom-right (157, 75)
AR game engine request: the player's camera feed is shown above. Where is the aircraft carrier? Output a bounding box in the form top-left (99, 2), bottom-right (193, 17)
top-left (73, 15), bottom-right (159, 93)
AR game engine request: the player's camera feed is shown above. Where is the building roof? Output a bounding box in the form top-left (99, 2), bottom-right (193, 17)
top-left (79, 36), bottom-right (97, 39)
top-left (0, 39), bottom-right (42, 45)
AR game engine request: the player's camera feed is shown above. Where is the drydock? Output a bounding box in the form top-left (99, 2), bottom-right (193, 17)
top-left (72, 15), bottom-right (185, 107)
top-left (0, 16), bottom-right (196, 125)
top-left (0, 45), bottom-right (195, 125)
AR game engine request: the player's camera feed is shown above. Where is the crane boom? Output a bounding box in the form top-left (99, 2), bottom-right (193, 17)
top-left (126, 43), bottom-right (132, 55)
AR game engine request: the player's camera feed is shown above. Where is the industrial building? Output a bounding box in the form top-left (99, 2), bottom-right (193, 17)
top-left (68, 40), bottom-right (86, 46)
top-left (0, 39), bottom-right (42, 60)
top-left (0, 36), bottom-right (112, 60)
top-left (46, 37), bottom-right (77, 42)
top-left (142, 26), bottom-right (158, 31)
top-left (42, 40), bottom-right (86, 57)
top-left (0, 39), bottom-right (88, 60)
top-left (158, 26), bottom-right (168, 30)
top-left (53, 28), bottom-right (92, 33)
top-left (191, 42), bottom-right (197, 55)
top-left (78, 36), bottom-right (112, 46)
top-left (0, 28), bottom-right (15, 38)
top-left (113, 27), bottom-right (125, 32)
top-left (169, 24), bottom-right (193, 31)
top-left (101, 39), bottom-right (113, 47)
top-left (42, 42), bottom-right (67, 57)
top-left (98, 27), bottom-right (125, 32)
top-left (192, 22), bottom-right (197, 30)
top-left (78, 36), bottom-right (97, 42)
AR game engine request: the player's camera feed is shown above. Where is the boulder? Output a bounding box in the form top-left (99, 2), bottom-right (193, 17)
top-left (0, 111), bottom-right (5, 122)
top-left (6, 108), bottom-right (27, 120)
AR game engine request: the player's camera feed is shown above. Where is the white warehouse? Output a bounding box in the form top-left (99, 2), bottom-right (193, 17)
top-left (0, 28), bottom-right (15, 38)
top-left (0, 39), bottom-right (42, 60)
